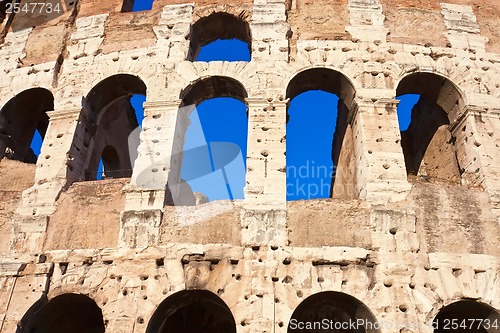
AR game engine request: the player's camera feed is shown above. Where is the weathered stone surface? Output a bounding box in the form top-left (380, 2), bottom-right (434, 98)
top-left (0, 0), bottom-right (500, 332)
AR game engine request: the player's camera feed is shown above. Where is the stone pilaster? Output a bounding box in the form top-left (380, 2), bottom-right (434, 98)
top-left (251, 0), bottom-right (290, 62)
top-left (242, 98), bottom-right (287, 247)
top-left (441, 3), bottom-right (488, 53)
top-left (153, 4), bottom-right (193, 61)
top-left (452, 107), bottom-right (500, 216)
top-left (17, 108), bottom-right (81, 217)
top-left (120, 100), bottom-right (190, 248)
top-left (352, 98), bottom-right (411, 203)
top-left (346, 0), bottom-right (389, 42)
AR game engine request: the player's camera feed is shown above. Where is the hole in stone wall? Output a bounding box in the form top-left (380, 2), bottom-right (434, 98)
top-left (286, 68), bottom-right (356, 201)
top-left (188, 12), bottom-right (251, 62)
top-left (433, 300), bottom-right (500, 333)
top-left (0, 88), bottom-right (53, 163)
top-left (146, 290), bottom-right (236, 333)
top-left (396, 73), bottom-right (463, 184)
top-left (19, 293), bottom-right (105, 333)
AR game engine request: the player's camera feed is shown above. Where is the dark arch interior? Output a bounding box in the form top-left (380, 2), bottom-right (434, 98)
top-left (433, 300), bottom-right (500, 333)
top-left (147, 290), bottom-right (236, 333)
top-left (396, 73), bottom-right (463, 181)
top-left (86, 74), bottom-right (146, 114)
top-left (180, 76), bottom-right (248, 107)
top-left (188, 12), bottom-right (252, 61)
top-left (20, 293), bottom-right (105, 333)
top-left (286, 68), bottom-right (356, 108)
top-left (100, 145), bottom-right (122, 178)
top-left (396, 72), bottom-right (464, 117)
top-left (0, 88), bottom-right (53, 163)
top-left (0, 1), bottom-right (10, 24)
top-left (286, 68), bottom-right (357, 199)
top-left (81, 74), bottom-right (146, 181)
top-left (288, 291), bottom-right (380, 333)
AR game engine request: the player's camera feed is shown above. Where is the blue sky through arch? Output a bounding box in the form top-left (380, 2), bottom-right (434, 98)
top-left (181, 98), bottom-right (248, 201)
top-left (132, 0), bottom-right (154, 11)
top-left (396, 94), bottom-right (420, 131)
top-left (286, 91), bottom-right (339, 201)
top-left (196, 39), bottom-right (251, 62)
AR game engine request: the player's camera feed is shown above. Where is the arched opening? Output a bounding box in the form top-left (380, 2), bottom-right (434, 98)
top-left (288, 291), bottom-right (380, 333)
top-left (82, 74), bottom-right (146, 181)
top-left (19, 293), bottom-right (105, 333)
top-left (396, 72), bottom-right (464, 183)
top-left (188, 12), bottom-right (251, 62)
top-left (173, 76), bottom-right (248, 204)
top-left (433, 300), bottom-right (500, 332)
top-left (286, 68), bottom-right (356, 200)
top-left (0, 88), bottom-right (53, 163)
top-left (146, 290), bottom-right (236, 333)
top-left (100, 145), bottom-right (121, 178)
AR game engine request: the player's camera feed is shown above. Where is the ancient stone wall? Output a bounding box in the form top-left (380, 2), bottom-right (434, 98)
top-left (1, 0), bottom-right (500, 332)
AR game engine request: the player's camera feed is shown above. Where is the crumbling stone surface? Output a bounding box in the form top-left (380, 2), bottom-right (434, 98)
top-left (0, 0), bottom-right (500, 332)
top-left (44, 179), bottom-right (127, 250)
top-left (0, 160), bottom-right (35, 253)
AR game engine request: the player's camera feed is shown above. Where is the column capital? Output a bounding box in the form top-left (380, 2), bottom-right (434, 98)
top-left (245, 97), bottom-right (270, 107)
top-left (143, 100), bottom-right (182, 110)
top-left (47, 108), bottom-right (81, 121)
top-left (354, 97), bottom-right (400, 107)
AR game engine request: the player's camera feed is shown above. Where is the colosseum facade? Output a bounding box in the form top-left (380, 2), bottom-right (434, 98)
top-left (1, 0), bottom-right (500, 332)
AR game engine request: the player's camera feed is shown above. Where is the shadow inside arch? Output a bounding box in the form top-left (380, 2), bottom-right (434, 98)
top-left (147, 290), bottom-right (236, 333)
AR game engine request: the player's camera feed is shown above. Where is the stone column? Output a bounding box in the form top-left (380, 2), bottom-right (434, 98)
top-left (120, 100), bottom-right (190, 248)
top-left (153, 4), bottom-right (193, 61)
top-left (452, 107), bottom-right (500, 216)
top-left (352, 98), bottom-right (411, 203)
top-left (17, 108), bottom-right (81, 216)
top-left (13, 109), bottom-right (80, 252)
top-left (251, 0), bottom-right (290, 62)
top-left (346, 0), bottom-right (389, 42)
top-left (242, 98), bottom-right (287, 246)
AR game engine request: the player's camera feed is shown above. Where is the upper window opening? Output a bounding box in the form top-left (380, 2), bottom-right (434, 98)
top-left (122, 0), bottom-right (154, 12)
top-left (197, 38), bottom-right (251, 62)
top-left (0, 88), bottom-right (53, 164)
top-left (19, 293), bottom-right (105, 333)
top-left (433, 300), bottom-right (500, 333)
top-left (147, 290), bottom-right (236, 333)
top-left (188, 12), bottom-right (251, 62)
top-left (396, 73), bottom-right (463, 183)
top-left (81, 74), bottom-right (146, 181)
top-left (286, 68), bottom-right (356, 201)
top-left (288, 291), bottom-right (381, 333)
